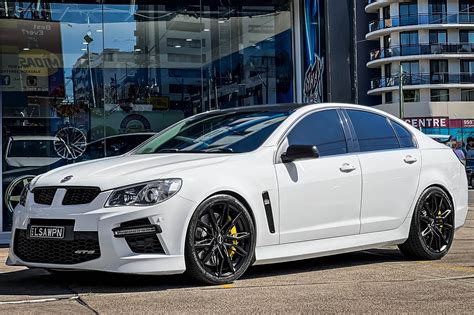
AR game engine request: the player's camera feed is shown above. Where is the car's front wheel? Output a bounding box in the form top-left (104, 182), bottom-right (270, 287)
top-left (185, 194), bottom-right (256, 285)
top-left (398, 187), bottom-right (455, 260)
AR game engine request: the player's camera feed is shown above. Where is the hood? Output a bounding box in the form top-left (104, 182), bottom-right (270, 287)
top-left (32, 153), bottom-right (232, 191)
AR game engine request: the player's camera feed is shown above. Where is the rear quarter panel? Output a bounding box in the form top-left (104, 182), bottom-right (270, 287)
top-left (417, 147), bottom-right (468, 229)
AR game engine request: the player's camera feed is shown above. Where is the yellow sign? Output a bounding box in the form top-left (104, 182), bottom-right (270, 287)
top-left (18, 49), bottom-right (62, 77)
top-left (147, 96), bottom-right (170, 110)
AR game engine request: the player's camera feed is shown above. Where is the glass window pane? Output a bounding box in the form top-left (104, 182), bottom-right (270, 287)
top-left (391, 121), bottom-right (415, 148)
top-left (347, 110), bottom-right (399, 152)
top-left (287, 110), bottom-right (348, 157)
top-left (0, 0), bottom-right (295, 233)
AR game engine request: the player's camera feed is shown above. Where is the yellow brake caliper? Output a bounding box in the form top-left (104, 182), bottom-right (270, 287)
top-left (228, 225), bottom-right (238, 258)
top-left (438, 209), bottom-right (443, 231)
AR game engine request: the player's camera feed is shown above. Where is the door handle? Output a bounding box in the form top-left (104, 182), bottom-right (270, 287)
top-left (340, 163), bottom-right (357, 173)
top-left (404, 155), bottom-right (418, 164)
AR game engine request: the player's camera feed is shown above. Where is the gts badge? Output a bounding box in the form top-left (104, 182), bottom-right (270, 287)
top-left (74, 250), bottom-right (96, 255)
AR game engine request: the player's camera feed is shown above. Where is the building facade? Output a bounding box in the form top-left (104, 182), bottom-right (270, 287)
top-left (0, 0), bottom-right (364, 241)
top-left (365, 0), bottom-right (474, 138)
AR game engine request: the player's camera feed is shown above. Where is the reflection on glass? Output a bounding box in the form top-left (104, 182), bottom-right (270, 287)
top-left (1, 0), bottom-right (293, 231)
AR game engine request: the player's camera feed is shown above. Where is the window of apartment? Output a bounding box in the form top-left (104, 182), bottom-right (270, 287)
top-left (430, 60), bottom-right (449, 83)
top-left (384, 64), bottom-right (392, 87)
top-left (403, 90), bottom-right (420, 102)
top-left (460, 30), bottom-right (474, 43)
top-left (401, 61), bottom-right (420, 84)
top-left (461, 89), bottom-right (474, 101)
top-left (429, 30), bottom-right (447, 44)
top-left (399, 1), bottom-right (418, 26)
top-left (383, 35), bottom-right (391, 50)
top-left (461, 60), bottom-right (474, 72)
top-left (460, 0), bottom-right (474, 23)
top-left (383, 6), bottom-right (390, 20)
top-left (461, 60), bottom-right (474, 83)
top-left (429, 0), bottom-right (447, 23)
top-left (400, 31), bottom-right (419, 55)
top-left (385, 92), bottom-right (393, 104)
top-left (431, 89), bottom-right (450, 101)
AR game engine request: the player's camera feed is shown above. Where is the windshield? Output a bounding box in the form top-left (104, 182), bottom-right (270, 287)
top-left (9, 140), bottom-right (58, 158)
top-left (134, 111), bottom-right (292, 154)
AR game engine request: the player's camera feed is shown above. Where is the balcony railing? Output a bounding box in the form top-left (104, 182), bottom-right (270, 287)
top-left (369, 13), bottom-right (474, 33)
top-left (370, 73), bottom-right (474, 90)
top-left (369, 43), bottom-right (474, 61)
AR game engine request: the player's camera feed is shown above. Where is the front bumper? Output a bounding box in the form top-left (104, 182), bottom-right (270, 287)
top-left (7, 191), bottom-right (196, 275)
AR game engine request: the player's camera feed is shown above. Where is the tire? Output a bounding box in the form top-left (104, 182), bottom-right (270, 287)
top-left (185, 194), bottom-right (256, 285)
top-left (398, 187), bottom-right (455, 260)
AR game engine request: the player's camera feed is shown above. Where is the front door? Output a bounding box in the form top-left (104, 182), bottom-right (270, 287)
top-left (275, 109), bottom-right (362, 244)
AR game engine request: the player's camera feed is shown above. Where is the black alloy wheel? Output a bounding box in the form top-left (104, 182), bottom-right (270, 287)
top-left (398, 187), bottom-right (455, 260)
top-left (185, 194), bottom-right (256, 284)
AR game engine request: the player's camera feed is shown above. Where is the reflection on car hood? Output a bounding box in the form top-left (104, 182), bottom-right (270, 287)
top-left (32, 154), bottom-right (232, 191)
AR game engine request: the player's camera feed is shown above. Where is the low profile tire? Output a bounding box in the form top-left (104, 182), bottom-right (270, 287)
top-left (185, 194), bottom-right (256, 285)
top-left (398, 187), bottom-right (455, 260)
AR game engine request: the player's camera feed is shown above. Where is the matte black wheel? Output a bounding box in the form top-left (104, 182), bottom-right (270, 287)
top-left (185, 195), bottom-right (256, 285)
top-left (398, 187), bottom-right (455, 260)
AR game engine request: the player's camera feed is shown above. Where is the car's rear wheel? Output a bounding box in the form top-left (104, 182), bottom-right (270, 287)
top-left (185, 194), bottom-right (256, 285)
top-left (398, 187), bottom-right (455, 260)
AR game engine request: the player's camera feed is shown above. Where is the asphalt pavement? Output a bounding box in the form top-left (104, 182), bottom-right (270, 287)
top-left (1, 191), bottom-right (473, 313)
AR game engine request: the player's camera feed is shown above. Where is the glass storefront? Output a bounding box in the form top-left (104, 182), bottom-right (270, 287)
top-left (0, 0), bottom-right (296, 232)
top-left (0, 0), bottom-right (331, 235)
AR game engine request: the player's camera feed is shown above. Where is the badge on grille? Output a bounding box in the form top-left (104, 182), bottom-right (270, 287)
top-left (74, 250), bottom-right (96, 255)
top-left (61, 175), bottom-right (73, 183)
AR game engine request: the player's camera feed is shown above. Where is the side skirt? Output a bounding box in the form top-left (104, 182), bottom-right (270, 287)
top-left (254, 218), bottom-right (411, 266)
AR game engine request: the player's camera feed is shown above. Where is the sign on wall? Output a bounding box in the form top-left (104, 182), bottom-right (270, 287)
top-left (303, 0), bottom-right (324, 103)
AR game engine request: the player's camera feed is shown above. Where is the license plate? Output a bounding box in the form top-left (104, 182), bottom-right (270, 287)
top-left (29, 226), bottom-right (65, 239)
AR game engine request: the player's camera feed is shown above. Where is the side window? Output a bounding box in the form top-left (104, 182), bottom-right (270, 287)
top-left (391, 121), bottom-right (416, 148)
top-left (287, 110), bottom-right (347, 157)
top-left (347, 110), bottom-right (399, 152)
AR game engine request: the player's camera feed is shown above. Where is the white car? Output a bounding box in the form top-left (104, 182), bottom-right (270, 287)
top-left (4, 136), bottom-right (61, 168)
top-left (7, 104), bottom-right (469, 284)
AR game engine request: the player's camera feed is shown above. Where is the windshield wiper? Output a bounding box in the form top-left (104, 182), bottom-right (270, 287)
top-left (157, 148), bottom-right (180, 153)
top-left (202, 148), bottom-right (235, 153)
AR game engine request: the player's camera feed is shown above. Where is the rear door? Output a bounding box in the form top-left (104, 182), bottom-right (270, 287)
top-left (345, 109), bottom-right (421, 233)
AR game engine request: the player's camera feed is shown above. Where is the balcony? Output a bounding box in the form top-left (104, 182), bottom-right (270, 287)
top-left (368, 13), bottom-right (474, 33)
top-left (370, 73), bottom-right (474, 90)
top-left (365, 0), bottom-right (397, 13)
top-left (369, 43), bottom-right (474, 61)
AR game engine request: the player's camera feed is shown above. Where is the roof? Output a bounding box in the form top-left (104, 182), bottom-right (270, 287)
top-left (9, 136), bottom-right (59, 141)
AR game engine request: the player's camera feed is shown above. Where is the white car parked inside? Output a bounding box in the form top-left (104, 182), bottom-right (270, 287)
top-left (8, 104), bottom-right (469, 284)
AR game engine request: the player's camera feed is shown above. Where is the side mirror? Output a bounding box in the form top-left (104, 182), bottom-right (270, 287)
top-left (281, 145), bottom-right (319, 163)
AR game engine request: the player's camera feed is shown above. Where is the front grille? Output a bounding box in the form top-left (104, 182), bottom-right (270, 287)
top-left (120, 219), bottom-right (164, 254)
top-left (33, 188), bottom-right (57, 205)
top-left (62, 187), bottom-right (101, 205)
top-left (14, 229), bottom-right (101, 265)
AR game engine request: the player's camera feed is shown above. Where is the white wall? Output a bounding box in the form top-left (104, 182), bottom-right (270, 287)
top-left (375, 100), bottom-right (474, 118)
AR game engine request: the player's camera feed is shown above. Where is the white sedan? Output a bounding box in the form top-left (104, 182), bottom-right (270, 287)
top-left (8, 104), bottom-right (469, 284)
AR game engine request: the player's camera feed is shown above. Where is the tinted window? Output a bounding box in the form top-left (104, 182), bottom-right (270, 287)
top-left (287, 110), bottom-right (347, 157)
top-left (135, 111), bottom-right (291, 154)
top-left (347, 110), bottom-right (399, 152)
top-left (391, 122), bottom-right (415, 148)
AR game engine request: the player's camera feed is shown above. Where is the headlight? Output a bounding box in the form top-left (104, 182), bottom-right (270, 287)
top-left (19, 183), bottom-right (30, 207)
top-left (105, 179), bottom-right (182, 207)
